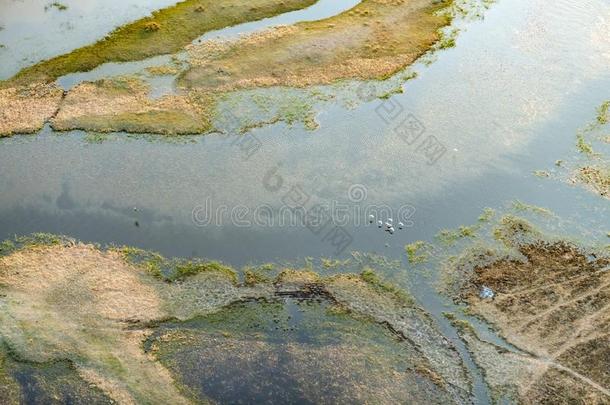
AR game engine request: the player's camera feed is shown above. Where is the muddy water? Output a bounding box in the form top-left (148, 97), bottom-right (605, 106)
top-left (1, 0), bottom-right (610, 403)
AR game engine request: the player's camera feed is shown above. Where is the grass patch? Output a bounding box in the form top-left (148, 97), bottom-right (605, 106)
top-left (45, 2), bottom-right (68, 11)
top-left (173, 260), bottom-right (237, 283)
top-left (436, 225), bottom-right (478, 245)
top-left (576, 133), bottom-right (595, 155)
top-left (360, 268), bottom-right (414, 306)
top-left (478, 207), bottom-right (495, 222)
top-left (243, 269), bottom-right (271, 286)
top-left (511, 200), bottom-right (553, 216)
top-left (404, 241), bottom-right (430, 264)
top-left (179, 0), bottom-right (457, 91)
top-left (492, 215), bottom-right (540, 246)
top-left (596, 100), bottom-right (609, 125)
top-left (119, 246), bottom-right (237, 284)
top-left (577, 165), bottom-right (610, 198)
top-left (4, 0), bottom-right (317, 86)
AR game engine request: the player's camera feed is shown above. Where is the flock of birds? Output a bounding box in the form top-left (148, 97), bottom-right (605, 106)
top-left (368, 215), bottom-right (404, 234)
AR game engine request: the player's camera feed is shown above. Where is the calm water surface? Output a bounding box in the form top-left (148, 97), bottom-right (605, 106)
top-left (0, 0), bottom-right (609, 403)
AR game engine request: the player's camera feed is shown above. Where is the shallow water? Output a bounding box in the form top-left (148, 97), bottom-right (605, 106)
top-left (0, 0), bottom-right (180, 79)
top-left (147, 297), bottom-right (431, 404)
top-left (1, 0), bottom-right (610, 403)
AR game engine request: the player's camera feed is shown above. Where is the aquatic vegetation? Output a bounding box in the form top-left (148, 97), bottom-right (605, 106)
top-left (0, 237), bottom-right (471, 403)
top-left (52, 76), bottom-right (212, 135)
top-left (45, 2), bottom-right (68, 11)
top-left (436, 225), bottom-right (478, 245)
top-left (173, 260), bottom-right (237, 283)
top-left (533, 169), bottom-right (550, 177)
top-left (511, 200), bottom-right (553, 216)
top-left (405, 241), bottom-right (430, 264)
top-left (576, 133), bottom-right (595, 155)
top-left (477, 207), bottom-right (495, 222)
top-left (243, 268), bottom-right (271, 286)
top-left (145, 64), bottom-right (182, 76)
top-left (553, 100), bottom-right (610, 200)
top-left (83, 132), bottom-right (111, 144)
top-left (596, 100), bottom-right (609, 125)
top-left (181, 0), bottom-right (456, 92)
top-left (320, 257), bottom-right (350, 268)
top-left (360, 267), bottom-right (414, 306)
top-left (492, 215), bottom-right (541, 246)
top-left (148, 298), bottom-right (459, 404)
top-left (577, 165), bottom-right (610, 198)
top-left (4, 0), bottom-right (317, 86)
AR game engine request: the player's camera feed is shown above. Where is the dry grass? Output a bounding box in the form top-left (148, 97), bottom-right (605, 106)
top-left (458, 241), bottom-right (610, 403)
top-left (0, 83), bottom-right (64, 136)
top-left (3, 0), bottom-right (317, 86)
top-left (0, 242), bottom-right (250, 403)
top-left (180, 0), bottom-right (453, 91)
top-left (52, 77), bottom-right (212, 135)
top-left (1, 0), bottom-right (456, 136)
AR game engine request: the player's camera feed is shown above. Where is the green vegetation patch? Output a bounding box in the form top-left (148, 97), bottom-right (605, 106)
top-left (405, 241), bottom-right (431, 264)
top-left (4, 0), bottom-right (317, 86)
top-left (360, 268), bottom-right (414, 306)
top-left (119, 246), bottom-right (237, 284)
top-left (436, 225), bottom-right (479, 245)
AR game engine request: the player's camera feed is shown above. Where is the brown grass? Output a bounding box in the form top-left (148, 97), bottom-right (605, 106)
top-left (0, 83), bottom-right (64, 136)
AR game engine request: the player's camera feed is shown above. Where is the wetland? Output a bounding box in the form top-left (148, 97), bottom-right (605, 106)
top-left (0, 0), bottom-right (609, 403)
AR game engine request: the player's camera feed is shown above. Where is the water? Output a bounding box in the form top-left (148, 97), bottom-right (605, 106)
top-left (1, 0), bottom-right (610, 403)
top-left (0, 0), bottom-right (180, 79)
top-left (146, 297), bottom-right (440, 404)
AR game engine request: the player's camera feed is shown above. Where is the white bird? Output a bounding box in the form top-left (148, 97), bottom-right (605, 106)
top-left (385, 222), bottom-right (392, 228)
top-left (398, 222), bottom-right (404, 229)
top-left (368, 214), bottom-right (375, 223)
top-left (387, 218), bottom-right (393, 223)
top-left (377, 220), bottom-right (383, 227)
top-left (389, 227), bottom-right (395, 234)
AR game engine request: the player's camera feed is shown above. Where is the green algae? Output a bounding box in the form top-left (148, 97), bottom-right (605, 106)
top-left (478, 207), bottom-right (495, 222)
top-left (45, 2), bottom-right (68, 11)
top-left (4, 0), bottom-right (316, 86)
top-left (511, 200), bottom-right (553, 216)
top-left (405, 241), bottom-right (430, 264)
top-left (576, 133), bottom-right (595, 155)
top-left (119, 246), bottom-right (237, 284)
top-left (436, 225), bottom-right (479, 245)
top-left (492, 215), bottom-right (541, 246)
top-left (596, 100), bottom-right (609, 125)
